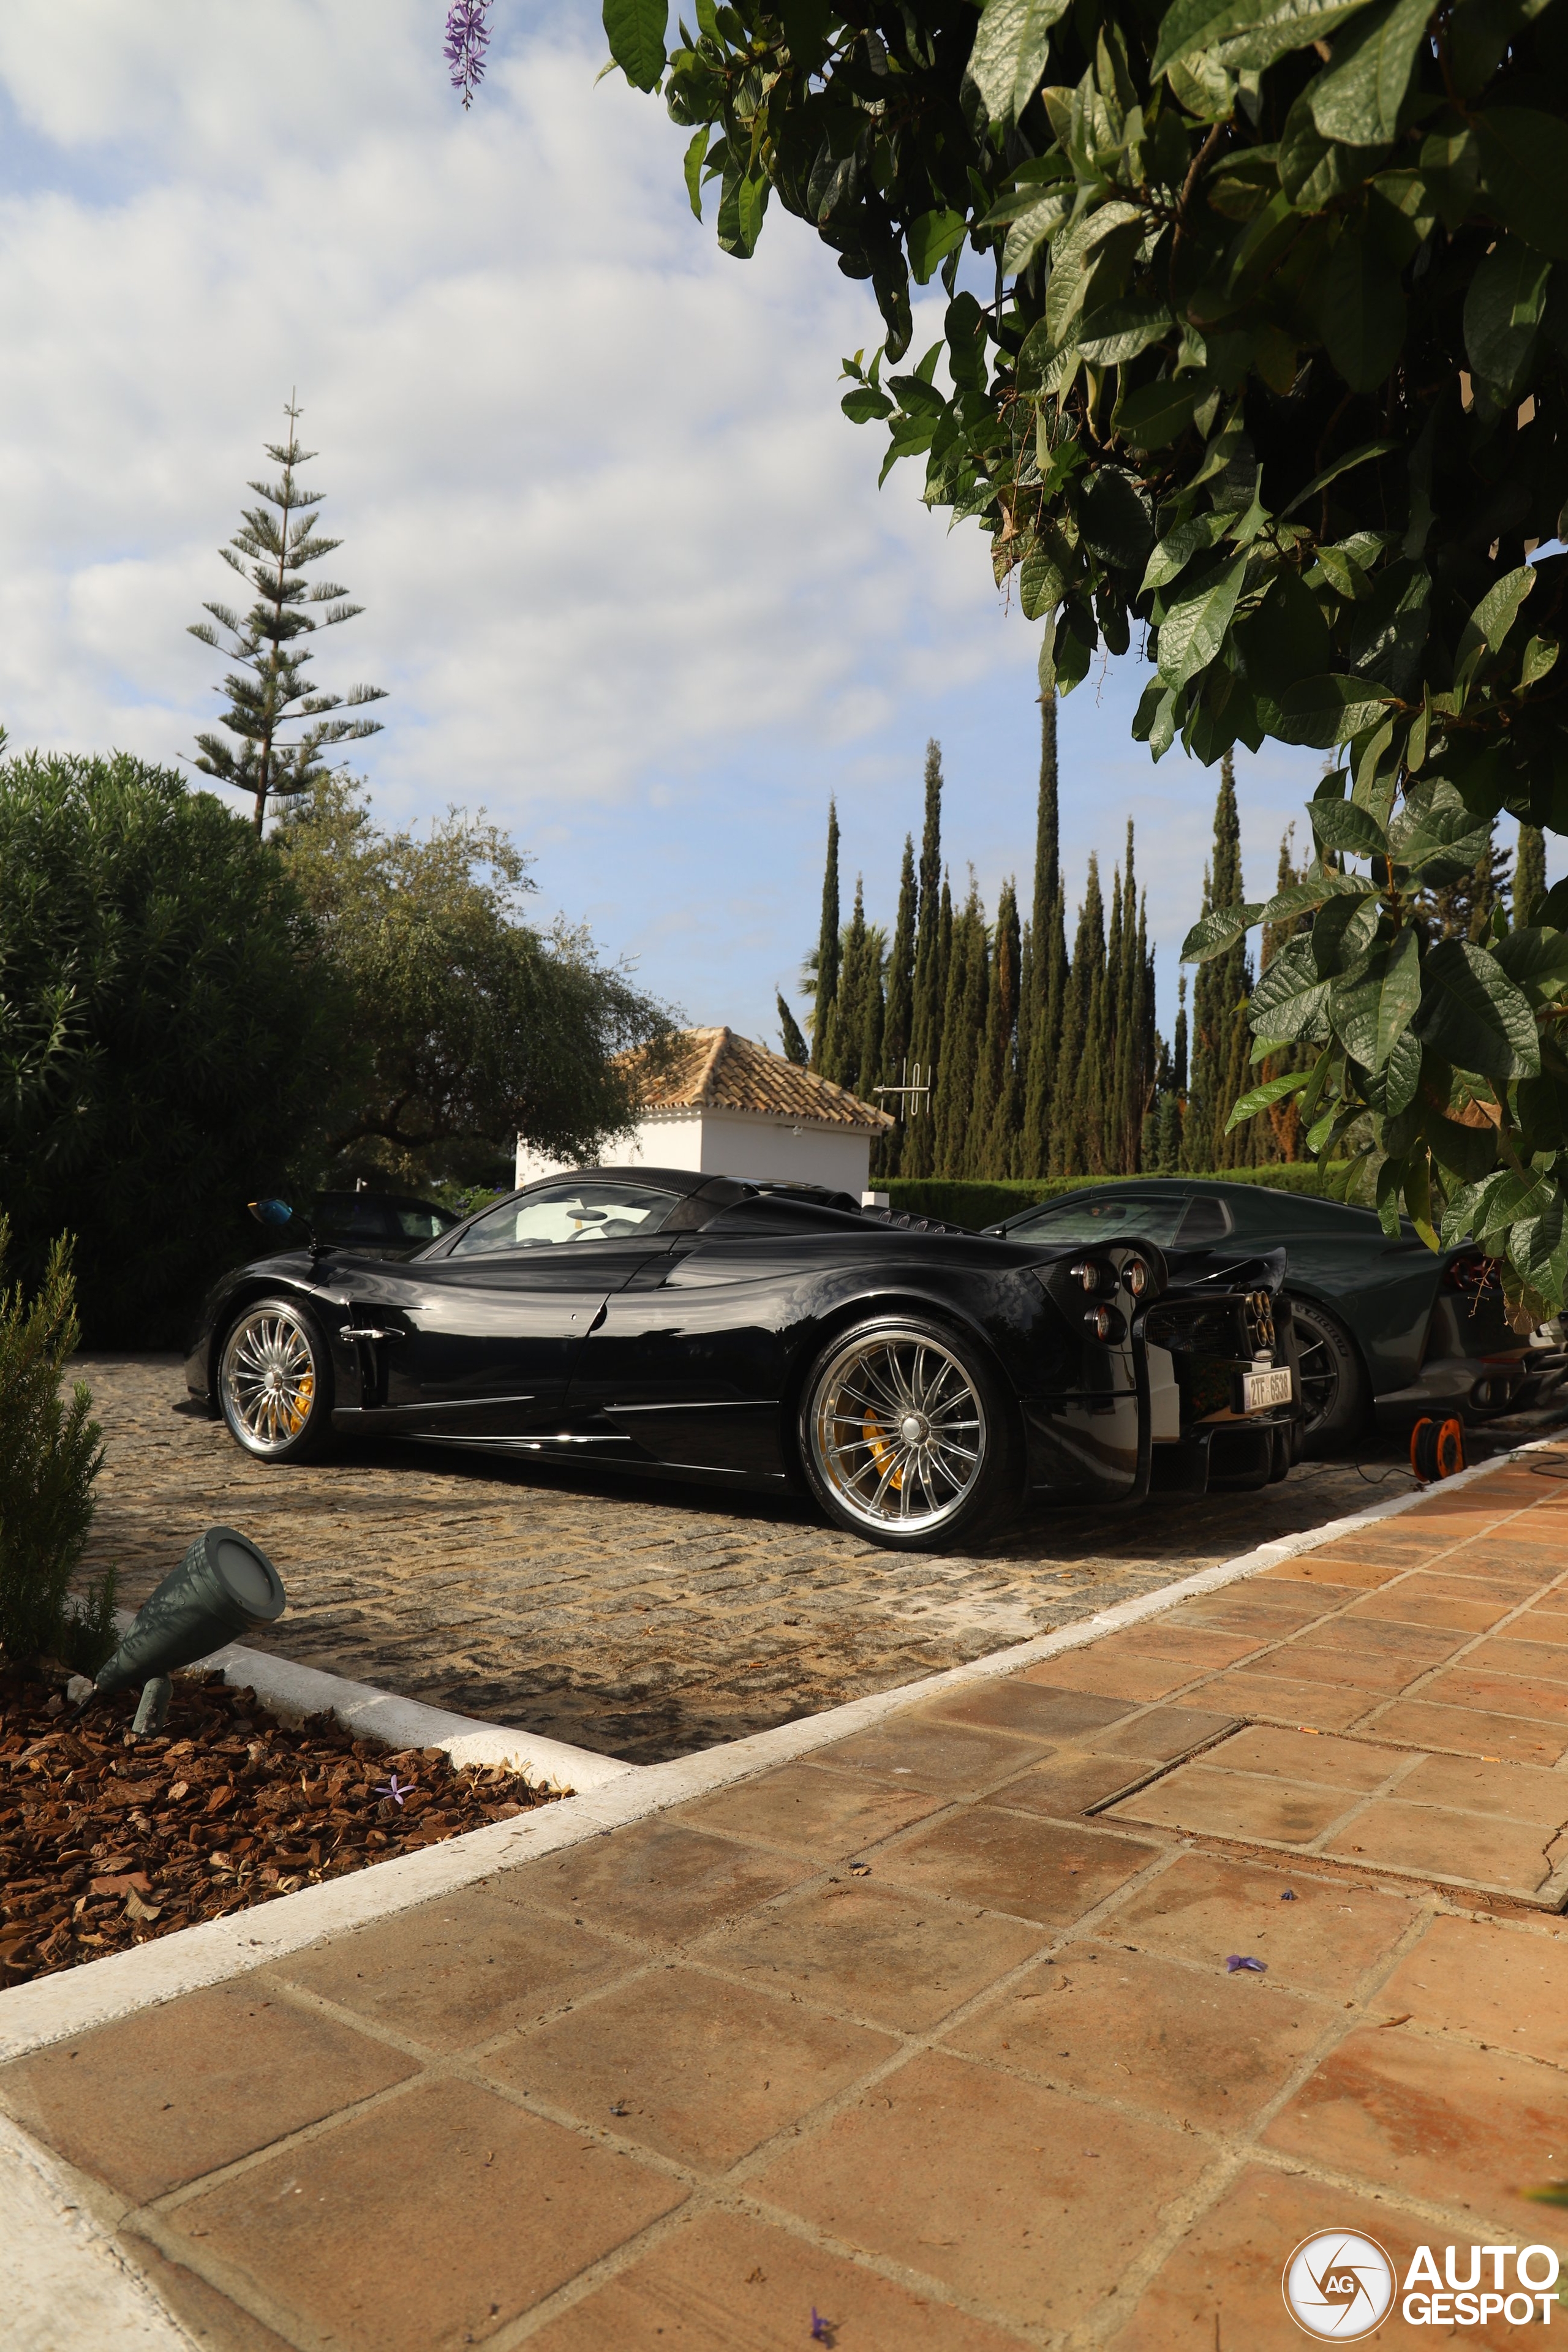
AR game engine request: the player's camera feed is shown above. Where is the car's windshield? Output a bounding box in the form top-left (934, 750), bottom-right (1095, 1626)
top-left (448, 1180), bottom-right (683, 1255)
top-left (1008, 1196), bottom-right (1193, 1246)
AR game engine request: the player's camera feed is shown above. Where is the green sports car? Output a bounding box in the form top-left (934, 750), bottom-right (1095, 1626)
top-left (985, 1178), bottom-right (1566, 1453)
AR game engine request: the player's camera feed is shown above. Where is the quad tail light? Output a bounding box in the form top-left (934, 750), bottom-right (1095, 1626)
top-left (1069, 1259), bottom-right (1110, 1294)
top-left (1084, 1304), bottom-right (1125, 1341)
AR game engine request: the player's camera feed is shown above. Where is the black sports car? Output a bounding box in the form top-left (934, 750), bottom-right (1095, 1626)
top-left (984, 1177), bottom-right (1568, 1452)
top-left (187, 1167), bottom-right (1301, 1551)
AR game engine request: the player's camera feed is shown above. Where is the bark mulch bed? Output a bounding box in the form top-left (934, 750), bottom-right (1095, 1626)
top-left (0, 1665), bottom-right (567, 1988)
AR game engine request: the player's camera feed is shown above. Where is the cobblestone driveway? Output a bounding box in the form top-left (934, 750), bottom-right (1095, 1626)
top-left (78, 1354), bottom-right (1458, 1765)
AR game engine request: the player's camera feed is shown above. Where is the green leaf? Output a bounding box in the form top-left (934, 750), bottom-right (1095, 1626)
top-left (908, 210), bottom-right (969, 286)
top-left (1152, 0), bottom-right (1370, 81)
top-left (1141, 513), bottom-right (1227, 597)
top-left (1390, 776), bottom-right (1493, 876)
top-left (1282, 438), bottom-right (1400, 517)
top-left (1317, 226), bottom-right (1406, 390)
top-left (1474, 108), bottom-right (1568, 262)
top-left (1181, 900), bottom-right (1264, 962)
top-left (1079, 469), bottom-right (1155, 575)
top-left (1079, 300), bottom-right (1174, 365)
top-left (1311, 890), bottom-right (1382, 976)
top-left (1509, 1185), bottom-right (1568, 1308)
top-left (1278, 96), bottom-right (1382, 210)
top-left (1454, 564), bottom-right (1536, 683)
top-left (1117, 379), bottom-right (1202, 450)
top-left (683, 127), bottom-right (709, 221)
top-left (1156, 554), bottom-right (1249, 693)
top-left (1019, 527), bottom-right (1072, 620)
top-left (1226, 1066), bottom-right (1315, 1130)
top-left (1259, 872), bottom-right (1376, 925)
top-left (1250, 932), bottom-right (1336, 1039)
top-left (1414, 939), bottom-right (1542, 1080)
top-left (1311, 797), bottom-right (1390, 858)
top-left (1493, 925), bottom-right (1568, 999)
top-left (1375, 1151), bottom-right (1407, 1237)
top-left (1463, 239), bottom-right (1551, 396)
top-left (1330, 924), bottom-right (1420, 1069)
top-left (1279, 674), bottom-right (1397, 750)
top-left (1381, 1023), bottom-right (1423, 1115)
top-left (1307, 0), bottom-right (1431, 146)
top-left (603, 0), bottom-right (668, 92)
top-left (967, 0), bottom-right (1074, 123)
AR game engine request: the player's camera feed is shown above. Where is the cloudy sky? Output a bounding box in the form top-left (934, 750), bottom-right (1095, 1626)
top-left (0, 1), bottom-right (1452, 1044)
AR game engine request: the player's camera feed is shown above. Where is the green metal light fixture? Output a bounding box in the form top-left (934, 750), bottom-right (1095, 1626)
top-left (91, 1525), bottom-right (287, 1734)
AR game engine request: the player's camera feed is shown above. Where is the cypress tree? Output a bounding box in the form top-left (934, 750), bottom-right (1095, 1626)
top-left (1051, 854), bottom-right (1103, 1175)
top-left (776, 992), bottom-right (809, 1065)
top-left (933, 881), bottom-right (986, 1174)
top-left (981, 878), bottom-right (1023, 1177)
top-left (1019, 693), bottom-right (1066, 1177)
top-left (823, 874), bottom-right (867, 1090)
top-left (903, 745), bottom-right (944, 1176)
top-left (1515, 823), bottom-right (1548, 924)
top-left (877, 834), bottom-right (918, 1175)
top-left (1186, 754), bottom-right (1251, 1168)
top-left (857, 923), bottom-right (886, 1107)
top-left (809, 800), bottom-right (841, 1069)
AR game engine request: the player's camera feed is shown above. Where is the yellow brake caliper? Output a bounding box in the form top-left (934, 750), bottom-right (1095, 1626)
top-left (286, 1371), bottom-right (314, 1434)
top-left (862, 1408), bottom-right (903, 1490)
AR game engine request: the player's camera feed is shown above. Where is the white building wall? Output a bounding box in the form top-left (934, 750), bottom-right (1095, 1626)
top-left (516, 1108), bottom-right (872, 1195)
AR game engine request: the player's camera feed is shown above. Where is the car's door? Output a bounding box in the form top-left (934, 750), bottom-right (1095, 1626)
top-left (354, 1178), bottom-right (686, 1436)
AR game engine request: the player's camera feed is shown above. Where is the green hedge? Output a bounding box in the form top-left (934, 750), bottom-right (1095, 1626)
top-left (880, 1165), bottom-right (1357, 1229)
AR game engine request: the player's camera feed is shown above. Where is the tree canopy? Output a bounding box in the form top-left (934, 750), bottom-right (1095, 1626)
top-left (596, 0), bottom-right (1568, 1319)
top-left (0, 755), bottom-right (350, 1342)
top-left (279, 780), bottom-right (675, 1182)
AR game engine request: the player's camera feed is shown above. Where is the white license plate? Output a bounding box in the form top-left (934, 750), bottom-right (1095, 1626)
top-left (1242, 1367), bottom-right (1294, 1412)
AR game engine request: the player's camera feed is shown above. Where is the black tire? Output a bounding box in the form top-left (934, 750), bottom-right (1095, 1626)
top-left (217, 1295), bottom-right (336, 1463)
top-left (797, 1314), bottom-right (1021, 1551)
top-left (1286, 1295), bottom-right (1368, 1454)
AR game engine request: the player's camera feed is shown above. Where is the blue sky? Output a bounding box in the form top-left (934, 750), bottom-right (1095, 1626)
top-left (0, 3), bottom-right (1526, 1047)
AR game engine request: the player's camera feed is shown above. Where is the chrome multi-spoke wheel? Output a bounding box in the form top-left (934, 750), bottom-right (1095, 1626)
top-left (219, 1299), bottom-right (328, 1460)
top-left (806, 1322), bottom-right (989, 1539)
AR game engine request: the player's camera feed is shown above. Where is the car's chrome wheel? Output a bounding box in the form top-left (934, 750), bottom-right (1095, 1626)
top-left (219, 1299), bottom-right (330, 1461)
top-left (807, 1324), bottom-right (988, 1538)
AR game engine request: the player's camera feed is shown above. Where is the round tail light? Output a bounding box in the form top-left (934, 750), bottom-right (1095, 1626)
top-left (1070, 1259), bottom-right (1107, 1294)
top-left (1084, 1305), bottom-right (1114, 1340)
top-left (1124, 1258), bottom-right (1150, 1298)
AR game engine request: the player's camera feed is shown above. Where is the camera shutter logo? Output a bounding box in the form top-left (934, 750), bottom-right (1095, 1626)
top-left (1283, 2231), bottom-right (1396, 2340)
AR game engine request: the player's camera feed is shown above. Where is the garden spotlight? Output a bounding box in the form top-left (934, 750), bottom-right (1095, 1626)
top-left (89, 1525), bottom-right (287, 1734)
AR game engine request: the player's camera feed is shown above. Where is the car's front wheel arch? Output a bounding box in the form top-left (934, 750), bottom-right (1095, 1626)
top-left (775, 1291), bottom-right (1023, 1493)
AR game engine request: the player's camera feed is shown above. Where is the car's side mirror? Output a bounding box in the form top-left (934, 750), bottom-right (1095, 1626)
top-left (248, 1199), bottom-right (294, 1229)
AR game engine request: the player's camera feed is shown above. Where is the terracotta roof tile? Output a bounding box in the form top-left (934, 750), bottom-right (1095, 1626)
top-left (625, 1027), bottom-right (893, 1131)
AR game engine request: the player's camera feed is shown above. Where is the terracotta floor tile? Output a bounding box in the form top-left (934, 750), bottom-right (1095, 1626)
top-left (1417, 1665), bottom-right (1568, 1725)
top-left (1088, 1704), bottom-right (1242, 1762)
top-left (276, 1889), bottom-right (638, 2052)
top-left (1259, 1558), bottom-right (1400, 1591)
top-left (680, 1760), bottom-right (943, 1859)
top-left (918, 1679), bottom-right (1134, 1742)
top-left (1469, 1634), bottom-right (1568, 1684)
top-left (945, 1942), bottom-right (1321, 2129)
top-left (483, 1967), bottom-right (894, 2173)
top-left (160, 2077), bottom-right (684, 2352)
top-left (1374, 1913), bottom-right (1568, 2065)
top-left (810, 1717), bottom-right (1055, 1794)
top-left (1090, 1627), bottom-right (1268, 1670)
top-left (116, 2230), bottom-right (297, 2352)
top-left (1102, 2162), bottom-right (1429, 2352)
top-left (1322, 1797), bottom-right (1564, 1894)
top-left (750, 2049), bottom-right (1205, 2334)
top-left (1107, 1764), bottom-right (1356, 1848)
top-left (1264, 2024), bottom-right (1568, 2230)
top-left (500, 1819), bottom-right (810, 1947)
top-left (1200, 1725), bottom-right (1399, 1792)
top-left (1261, 1627), bottom-right (1465, 1689)
top-left (1516, 1602), bottom-right (1568, 1643)
top-left (1395, 1747), bottom-right (1568, 1825)
top-left (0, 1982), bottom-right (417, 2205)
top-left (1368, 1699), bottom-right (1567, 1766)
top-left (526, 2211), bottom-right (1024, 2352)
top-left (1417, 1548), bottom-right (1555, 1589)
top-left (998, 1749), bottom-right (1157, 1818)
top-left (1019, 1650), bottom-right (1202, 1702)
top-left (695, 1878), bottom-right (1044, 2033)
top-left (1193, 1668), bottom-right (1374, 1732)
top-left (875, 1806), bottom-right (1162, 1926)
top-left (1163, 1589), bottom-right (1331, 1631)
top-left (1346, 1579), bottom-right (1515, 1633)
top-left (1109, 1851), bottom-right (1414, 1994)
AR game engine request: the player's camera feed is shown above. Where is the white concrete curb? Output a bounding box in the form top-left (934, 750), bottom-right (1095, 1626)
top-left (189, 1637), bottom-right (635, 1795)
top-left (0, 2113), bottom-right (196, 2351)
top-left (4, 1433), bottom-right (1558, 2066)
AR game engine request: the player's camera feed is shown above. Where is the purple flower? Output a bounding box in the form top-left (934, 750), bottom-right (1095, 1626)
top-left (443, 0), bottom-right (492, 108)
top-left (1226, 1954), bottom-right (1267, 1973)
top-left (375, 1772), bottom-right (411, 1807)
top-left (810, 2313), bottom-right (833, 2345)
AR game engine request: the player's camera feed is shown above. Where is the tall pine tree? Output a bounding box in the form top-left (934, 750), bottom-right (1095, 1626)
top-left (876, 834), bottom-right (918, 1175)
top-left (1185, 753), bottom-right (1250, 1170)
top-left (1514, 823), bottom-right (1547, 924)
top-left (1051, 854), bottom-right (1104, 1175)
top-left (1020, 692), bottom-right (1068, 1177)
